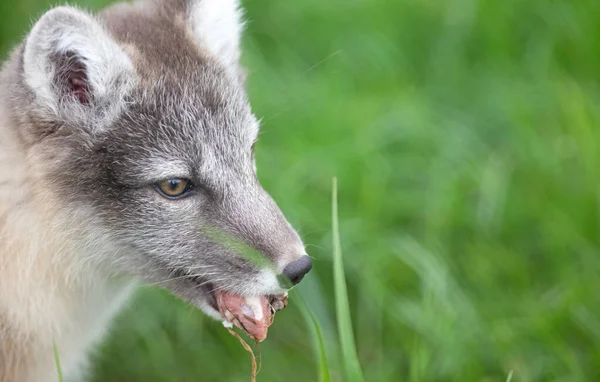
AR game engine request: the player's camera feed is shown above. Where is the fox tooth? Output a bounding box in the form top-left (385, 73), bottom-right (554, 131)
top-left (243, 296), bottom-right (264, 321)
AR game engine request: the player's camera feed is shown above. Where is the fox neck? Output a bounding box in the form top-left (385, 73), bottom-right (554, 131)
top-left (0, 98), bottom-right (134, 381)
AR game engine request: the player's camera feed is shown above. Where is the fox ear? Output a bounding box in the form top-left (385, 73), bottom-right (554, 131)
top-left (187, 0), bottom-right (245, 71)
top-left (23, 6), bottom-right (134, 125)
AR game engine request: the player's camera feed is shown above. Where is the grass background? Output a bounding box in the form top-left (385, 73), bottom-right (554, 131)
top-left (2, 0), bottom-right (600, 380)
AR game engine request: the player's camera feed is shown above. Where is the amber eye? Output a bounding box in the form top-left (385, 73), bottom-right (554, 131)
top-left (156, 178), bottom-right (193, 199)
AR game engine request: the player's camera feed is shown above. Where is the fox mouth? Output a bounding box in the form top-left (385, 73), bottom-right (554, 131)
top-left (203, 283), bottom-right (288, 341)
top-left (171, 268), bottom-right (288, 341)
top-left (215, 291), bottom-right (288, 341)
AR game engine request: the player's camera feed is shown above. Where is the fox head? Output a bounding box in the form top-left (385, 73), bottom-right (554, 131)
top-left (7, 0), bottom-right (311, 318)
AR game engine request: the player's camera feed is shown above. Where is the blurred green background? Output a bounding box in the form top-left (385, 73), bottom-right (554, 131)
top-left (2, 0), bottom-right (600, 381)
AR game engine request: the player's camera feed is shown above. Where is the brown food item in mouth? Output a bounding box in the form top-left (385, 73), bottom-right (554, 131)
top-left (217, 292), bottom-right (288, 342)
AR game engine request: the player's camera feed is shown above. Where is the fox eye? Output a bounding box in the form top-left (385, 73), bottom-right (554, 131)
top-left (156, 179), bottom-right (193, 199)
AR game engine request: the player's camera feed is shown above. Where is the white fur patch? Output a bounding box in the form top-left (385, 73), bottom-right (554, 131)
top-left (138, 159), bottom-right (192, 182)
top-left (251, 268), bottom-right (285, 296)
top-left (188, 0), bottom-right (244, 69)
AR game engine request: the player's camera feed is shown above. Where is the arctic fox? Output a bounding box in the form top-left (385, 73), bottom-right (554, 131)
top-left (0, 0), bottom-right (312, 380)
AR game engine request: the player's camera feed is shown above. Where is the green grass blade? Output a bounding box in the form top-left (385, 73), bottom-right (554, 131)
top-left (309, 310), bottom-right (332, 382)
top-left (331, 177), bottom-right (364, 382)
top-left (296, 291), bottom-right (332, 382)
top-left (53, 341), bottom-right (64, 382)
top-left (506, 370), bottom-right (514, 382)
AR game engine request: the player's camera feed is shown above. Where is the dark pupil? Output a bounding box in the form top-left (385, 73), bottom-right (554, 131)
top-left (169, 180), bottom-right (181, 191)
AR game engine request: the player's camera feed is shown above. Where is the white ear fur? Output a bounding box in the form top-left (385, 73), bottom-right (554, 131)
top-left (23, 6), bottom-right (134, 116)
top-left (188, 0), bottom-right (245, 70)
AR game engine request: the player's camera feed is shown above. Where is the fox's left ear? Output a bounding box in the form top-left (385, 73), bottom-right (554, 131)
top-left (187, 0), bottom-right (245, 72)
top-left (23, 6), bottom-right (134, 130)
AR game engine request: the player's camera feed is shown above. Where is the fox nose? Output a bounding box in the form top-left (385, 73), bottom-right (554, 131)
top-left (282, 256), bottom-right (313, 285)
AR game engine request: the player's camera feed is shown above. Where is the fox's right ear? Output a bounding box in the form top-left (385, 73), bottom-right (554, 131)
top-left (186, 0), bottom-right (245, 73)
top-left (23, 6), bottom-right (134, 130)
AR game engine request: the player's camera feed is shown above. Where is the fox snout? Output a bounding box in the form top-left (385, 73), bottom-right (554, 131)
top-left (215, 182), bottom-right (312, 289)
top-left (282, 256), bottom-right (313, 285)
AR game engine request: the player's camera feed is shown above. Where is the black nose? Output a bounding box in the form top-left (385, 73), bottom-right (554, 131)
top-left (282, 256), bottom-right (313, 285)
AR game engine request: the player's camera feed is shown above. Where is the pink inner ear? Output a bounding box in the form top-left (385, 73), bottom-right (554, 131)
top-left (61, 52), bottom-right (91, 105)
top-left (70, 76), bottom-right (89, 104)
